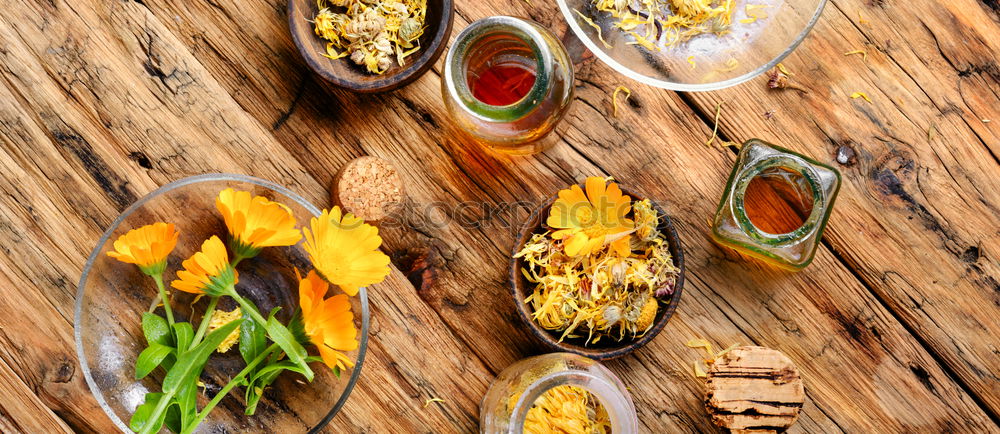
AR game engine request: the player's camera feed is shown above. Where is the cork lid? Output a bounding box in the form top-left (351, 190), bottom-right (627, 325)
top-left (332, 156), bottom-right (403, 222)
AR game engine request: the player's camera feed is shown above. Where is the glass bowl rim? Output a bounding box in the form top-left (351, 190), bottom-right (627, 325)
top-left (555, 0), bottom-right (828, 91)
top-left (73, 172), bottom-right (370, 433)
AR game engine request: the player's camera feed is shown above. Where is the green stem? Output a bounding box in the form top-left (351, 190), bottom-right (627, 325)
top-left (138, 387), bottom-right (175, 434)
top-left (189, 296), bottom-right (219, 351)
top-left (151, 274), bottom-right (174, 327)
top-left (180, 343), bottom-right (279, 434)
top-left (228, 290), bottom-right (268, 326)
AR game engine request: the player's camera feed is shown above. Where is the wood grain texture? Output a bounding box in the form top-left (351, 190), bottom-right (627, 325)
top-left (683, 0), bottom-right (1000, 418)
top-left (0, 0), bottom-right (997, 432)
top-left (0, 356), bottom-right (73, 434)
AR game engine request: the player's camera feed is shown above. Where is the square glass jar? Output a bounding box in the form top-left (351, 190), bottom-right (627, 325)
top-left (711, 139), bottom-right (841, 270)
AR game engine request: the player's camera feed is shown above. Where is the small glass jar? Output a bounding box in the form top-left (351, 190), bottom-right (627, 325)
top-left (480, 353), bottom-right (638, 433)
top-left (711, 139), bottom-right (841, 270)
top-left (442, 16), bottom-right (575, 155)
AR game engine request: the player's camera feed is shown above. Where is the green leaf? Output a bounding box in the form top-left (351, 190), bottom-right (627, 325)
top-left (172, 322), bottom-right (194, 354)
top-left (264, 315), bottom-right (313, 382)
top-left (129, 393), bottom-right (169, 433)
top-left (162, 320), bottom-right (242, 394)
top-left (135, 343), bottom-right (173, 380)
top-left (243, 366), bottom-right (283, 416)
top-left (239, 307), bottom-right (266, 366)
top-left (249, 360), bottom-right (309, 383)
top-left (175, 377), bottom-right (198, 431)
top-left (164, 401), bottom-right (181, 434)
top-left (142, 312), bottom-right (172, 346)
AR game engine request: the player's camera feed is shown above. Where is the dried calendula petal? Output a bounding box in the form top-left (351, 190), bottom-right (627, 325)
top-left (694, 360), bottom-right (708, 378)
top-left (612, 85), bottom-right (631, 118)
top-left (714, 343), bottom-right (740, 360)
top-left (686, 338), bottom-right (714, 357)
top-left (574, 9), bottom-right (613, 49)
top-left (705, 103), bottom-right (722, 148)
top-left (844, 49), bottom-right (868, 61)
top-left (850, 91), bottom-right (872, 102)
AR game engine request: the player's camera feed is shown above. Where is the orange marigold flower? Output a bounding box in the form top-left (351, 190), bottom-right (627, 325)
top-left (298, 270), bottom-right (358, 371)
top-left (302, 207), bottom-right (390, 297)
top-left (216, 188), bottom-right (302, 259)
top-left (547, 177), bottom-right (634, 257)
top-left (171, 236), bottom-right (237, 296)
top-left (106, 222), bottom-right (179, 275)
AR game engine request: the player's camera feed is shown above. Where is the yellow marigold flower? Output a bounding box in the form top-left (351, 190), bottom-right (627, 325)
top-left (216, 188), bottom-right (302, 259)
top-left (106, 222), bottom-right (179, 275)
top-left (207, 307), bottom-right (242, 353)
top-left (547, 177), bottom-right (634, 257)
top-left (302, 207), bottom-right (390, 296)
top-left (299, 270), bottom-right (358, 371)
top-left (171, 236), bottom-right (237, 296)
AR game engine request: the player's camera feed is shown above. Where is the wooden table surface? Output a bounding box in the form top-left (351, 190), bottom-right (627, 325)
top-left (1, 0), bottom-right (998, 431)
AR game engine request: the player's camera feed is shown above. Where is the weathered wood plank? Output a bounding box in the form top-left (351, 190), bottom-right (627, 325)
top-left (0, 356), bottom-right (74, 434)
top-left (0, 0), bottom-right (486, 432)
top-left (117, 0), bottom-right (1000, 429)
top-left (0, 0), bottom-right (997, 432)
top-left (682, 0), bottom-right (1000, 417)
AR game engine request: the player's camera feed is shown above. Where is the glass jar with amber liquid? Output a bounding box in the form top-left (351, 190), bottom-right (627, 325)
top-left (442, 16), bottom-right (575, 155)
top-left (711, 139), bottom-right (841, 270)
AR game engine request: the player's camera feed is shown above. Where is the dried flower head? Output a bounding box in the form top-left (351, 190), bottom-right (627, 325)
top-left (523, 385), bottom-right (611, 434)
top-left (766, 65), bottom-right (808, 93)
top-left (207, 307), bottom-right (242, 353)
top-left (313, 0), bottom-right (427, 74)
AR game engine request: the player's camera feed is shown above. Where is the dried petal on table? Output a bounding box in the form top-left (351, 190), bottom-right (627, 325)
top-left (850, 91), bottom-right (872, 102)
top-left (611, 85), bottom-right (631, 118)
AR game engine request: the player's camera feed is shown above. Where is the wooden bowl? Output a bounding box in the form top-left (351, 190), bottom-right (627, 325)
top-left (509, 186), bottom-right (685, 360)
top-left (288, 0), bottom-right (454, 93)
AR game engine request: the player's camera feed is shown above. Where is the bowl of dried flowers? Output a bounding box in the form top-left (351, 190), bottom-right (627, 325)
top-left (289, 0), bottom-right (455, 92)
top-left (511, 177), bottom-right (684, 359)
top-left (75, 174), bottom-right (390, 433)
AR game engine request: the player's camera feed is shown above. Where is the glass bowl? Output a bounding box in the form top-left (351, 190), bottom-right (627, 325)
top-left (557, 0), bottom-right (827, 91)
top-left (74, 173), bottom-right (369, 433)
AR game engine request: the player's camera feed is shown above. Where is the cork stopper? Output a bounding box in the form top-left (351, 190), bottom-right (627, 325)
top-left (704, 346), bottom-right (804, 433)
top-left (332, 156), bottom-right (403, 221)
